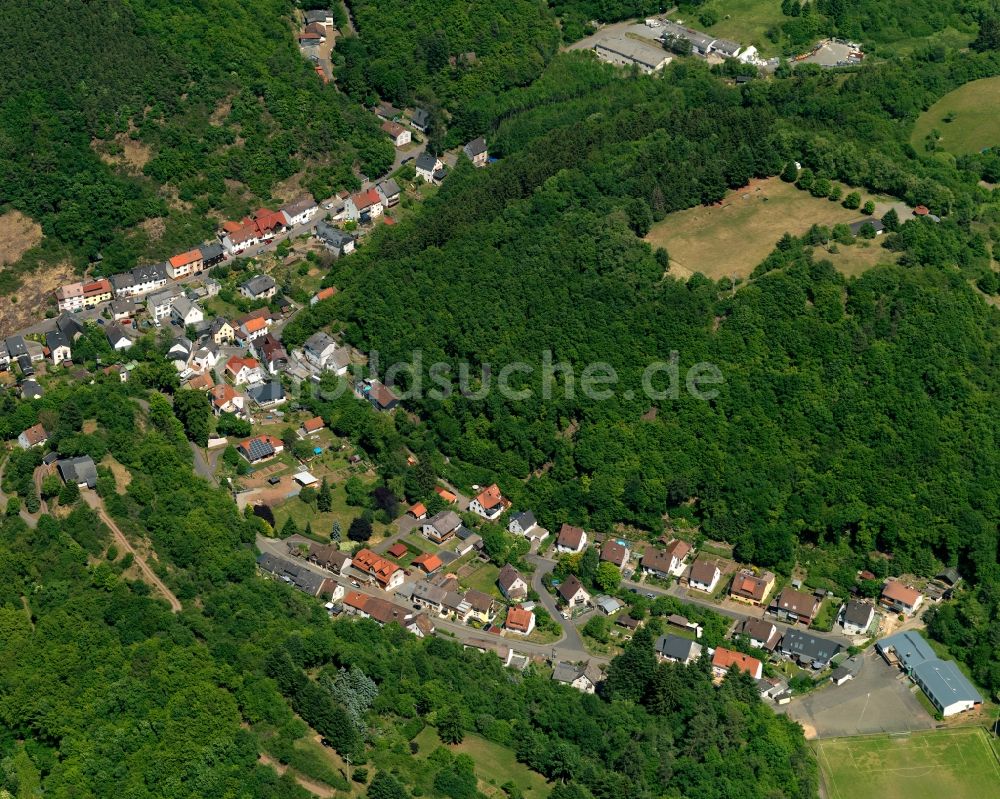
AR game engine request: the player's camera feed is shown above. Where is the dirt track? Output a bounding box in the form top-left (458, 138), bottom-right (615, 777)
top-left (83, 490), bottom-right (182, 612)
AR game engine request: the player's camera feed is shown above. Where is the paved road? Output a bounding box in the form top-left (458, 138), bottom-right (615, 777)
top-left (190, 441), bottom-right (222, 484)
top-left (256, 533), bottom-right (608, 664)
top-left (83, 489), bottom-right (182, 612)
top-left (526, 554), bottom-right (590, 661)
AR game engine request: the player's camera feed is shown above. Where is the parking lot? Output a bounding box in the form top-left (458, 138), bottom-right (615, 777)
top-left (784, 650), bottom-right (935, 739)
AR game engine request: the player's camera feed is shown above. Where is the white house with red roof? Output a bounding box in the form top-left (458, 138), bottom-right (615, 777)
top-left (469, 483), bottom-right (510, 521)
top-left (225, 355), bottom-right (264, 385)
top-left (345, 188), bottom-right (384, 223)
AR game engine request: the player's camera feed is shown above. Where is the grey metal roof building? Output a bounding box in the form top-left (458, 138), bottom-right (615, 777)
top-left (876, 630), bottom-right (937, 670)
top-left (655, 634), bottom-right (702, 664)
top-left (257, 553), bottom-right (328, 596)
top-left (911, 659), bottom-right (982, 716)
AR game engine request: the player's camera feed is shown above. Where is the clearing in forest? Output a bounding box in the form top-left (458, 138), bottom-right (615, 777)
top-left (814, 728), bottom-right (1000, 799)
top-left (644, 177), bottom-right (891, 281)
top-left (911, 77), bottom-right (1000, 156)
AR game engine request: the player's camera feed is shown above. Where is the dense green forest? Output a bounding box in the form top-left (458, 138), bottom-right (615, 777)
top-left (0, 0), bottom-right (392, 275)
top-left (0, 377), bottom-right (815, 798)
top-left (335, 0), bottom-right (561, 148)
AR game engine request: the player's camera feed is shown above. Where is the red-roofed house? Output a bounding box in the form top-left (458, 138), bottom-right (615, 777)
top-left (167, 248), bottom-right (204, 278)
top-left (407, 502), bottom-right (428, 520)
top-left (381, 120), bottom-right (411, 147)
top-left (236, 434), bottom-right (284, 463)
top-left (310, 286), bottom-right (337, 305)
top-left (505, 606), bottom-right (535, 636)
top-left (386, 542), bottom-right (408, 559)
top-left (225, 355), bottom-right (264, 385)
top-left (413, 553), bottom-right (443, 574)
top-left (352, 548), bottom-right (404, 590)
top-left (345, 188), bottom-right (384, 223)
top-left (299, 416), bottom-right (325, 436)
top-left (642, 539), bottom-right (691, 579)
top-left (209, 383), bottom-right (246, 416)
top-left (469, 483), bottom-right (510, 521)
top-left (881, 581), bottom-right (923, 615)
top-left (600, 539), bottom-right (630, 569)
top-left (433, 485), bottom-right (457, 504)
top-left (711, 647), bottom-right (763, 680)
top-left (17, 423), bottom-right (48, 449)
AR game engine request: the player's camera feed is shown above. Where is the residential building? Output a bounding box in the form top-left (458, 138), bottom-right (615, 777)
top-left (381, 120), bottom-right (411, 147)
top-left (498, 564), bottom-right (529, 602)
top-left (303, 331), bottom-right (338, 369)
top-left (311, 286), bottom-right (337, 305)
top-left (557, 575), bottom-right (590, 609)
top-left (210, 384), bottom-right (246, 417)
top-left (56, 455), bottom-right (98, 489)
top-left (167, 337), bottom-right (193, 370)
top-left (111, 262), bottom-right (169, 298)
top-left (303, 9), bottom-right (332, 26)
top-left (881, 581), bottom-right (923, 616)
top-left (469, 483), bottom-right (509, 521)
top-left (415, 151), bottom-right (444, 183)
top-left (422, 510), bottom-right (462, 544)
top-left (594, 595), bottom-right (624, 615)
top-left (110, 297), bottom-right (136, 321)
top-left (225, 355), bottom-right (264, 385)
top-left (300, 415), bottom-right (323, 436)
top-left (343, 591), bottom-right (416, 628)
top-left (352, 548), bottom-right (404, 591)
top-left (303, 543), bottom-right (351, 574)
top-left (17, 423), bottom-right (48, 449)
top-left (280, 195), bottom-right (318, 227)
top-left (199, 242), bottom-right (225, 268)
top-left (376, 178), bottom-right (401, 207)
top-left (257, 553), bottom-right (332, 597)
top-left (641, 539), bottom-right (691, 579)
top-left (711, 647), bottom-right (763, 680)
top-left (407, 502), bottom-right (427, 520)
top-left (357, 379), bottom-right (399, 411)
top-left (733, 618), bottom-right (781, 651)
top-left (848, 219), bottom-right (886, 237)
top-left (315, 221), bottom-right (356, 256)
top-left (688, 559), bottom-right (721, 593)
top-left (841, 600), bottom-right (876, 636)
top-left (345, 188), bottom-right (384, 223)
top-left (220, 222), bottom-right (260, 255)
top-left (240, 274), bottom-right (277, 301)
top-left (551, 661), bottom-right (603, 694)
top-left (780, 629), bottom-right (842, 668)
top-left (411, 581), bottom-right (448, 615)
top-left (55, 278), bottom-right (112, 312)
top-left (254, 333), bottom-right (288, 375)
top-left (433, 485), bottom-right (458, 504)
top-left (505, 606), bottom-right (535, 635)
top-left (655, 634), bottom-right (703, 665)
top-left (235, 315), bottom-right (270, 345)
top-left (45, 330), bottom-right (72, 364)
top-left (148, 287), bottom-right (179, 322)
top-left (729, 569), bottom-right (776, 606)
top-left (55, 314), bottom-right (84, 342)
top-left (167, 248), bottom-right (203, 278)
top-left (771, 586), bottom-right (820, 625)
top-left (508, 510), bottom-right (538, 537)
top-left (463, 136), bottom-right (488, 167)
top-left (171, 296), bottom-right (204, 327)
top-left (600, 539), bottom-right (630, 569)
top-left (594, 36), bottom-right (672, 73)
top-left (555, 523), bottom-right (587, 554)
top-left (20, 379), bottom-right (43, 400)
top-left (465, 590), bottom-right (495, 624)
top-left (106, 324), bottom-right (133, 351)
top-left (206, 318), bottom-right (234, 346)
top-left (412, 553), bottom-right (443, 575)
top-left (409, 107), bottom-right (430, 132)
top-left (247, 380), bottom-right (286, 408)
top-left (374, 101), bottom-right (401, 120)
top-left (236, 435), bottom-right (283, 463)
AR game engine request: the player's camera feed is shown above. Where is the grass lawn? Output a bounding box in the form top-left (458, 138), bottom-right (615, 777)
top-left (911, 77), bottom-right (1000, 156)
top-left (696, 0), bottom-right (787, 56)
top-left (814, 728), bottom-right (1000, 799)
top-left (820, 240), bottom-right (898, 277)
top-left (645, 178), bottom-right (883, 281)
top-left (412, 728), bottom-right (550, 799)
top-left (457, 563), bottom-right (502, 596)
top-left (273, 478), bottom-right (391, 541)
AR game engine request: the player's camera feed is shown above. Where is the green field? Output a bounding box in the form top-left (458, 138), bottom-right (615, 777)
top-left (815, 728), bottom-right (1000, 799)
top-left (911, 77), bottom-right (1000, 156)
top-left (645, 177), bottom-right (890, 281)
top-left (697, 0), bottom-right (787, 56)
top-left (413, 728), bottom-right (550, 798)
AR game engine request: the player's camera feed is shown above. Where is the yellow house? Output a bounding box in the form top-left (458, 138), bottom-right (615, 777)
top-left (211, 319), bottom-right (235, 345)
top-left (464, 590), bottom-right (496, 624)
top-left (729, 569), bottom-right (776, 607)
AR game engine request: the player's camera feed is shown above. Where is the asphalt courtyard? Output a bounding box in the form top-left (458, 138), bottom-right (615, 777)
top-left (783, 650), bottom-right (935, 739)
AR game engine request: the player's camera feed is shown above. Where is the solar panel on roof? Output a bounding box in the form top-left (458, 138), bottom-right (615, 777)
top-left (247, 438), bottom-right (274, 460)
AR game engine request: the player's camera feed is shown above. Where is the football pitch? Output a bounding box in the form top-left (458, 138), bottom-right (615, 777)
top-left (815, 728), bottom-right (1000, 799)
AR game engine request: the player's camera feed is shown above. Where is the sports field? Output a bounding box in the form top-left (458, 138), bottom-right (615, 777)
top-left (815, 728), bottom-right (1000, 799)
top-left (644, 177), bottom-right (886, 281)
top-left (911, 77), bottom-right (1000, 155)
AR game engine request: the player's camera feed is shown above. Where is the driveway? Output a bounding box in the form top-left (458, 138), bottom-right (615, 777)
top-left (526, 554), bottom-right (590, 661)
top-left (782, 650), bottom-right (934, 739)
